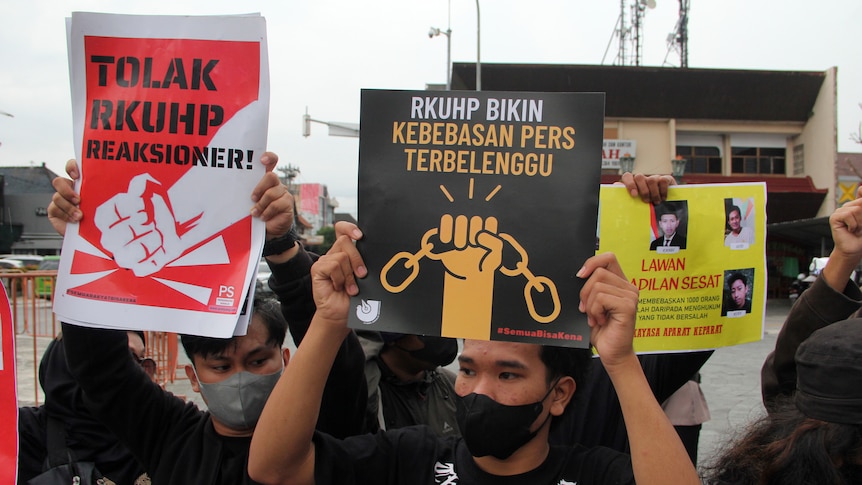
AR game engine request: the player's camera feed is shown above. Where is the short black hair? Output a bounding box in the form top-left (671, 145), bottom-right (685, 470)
top-left (539, 345), bottom-right (592, 390)
top-left (655, 202), bottom-right (679, 219)
top-left (728, 271), bottom-right (748, 288)
top-left (727, 205), bottom-right (742, 219)
top-left (181, 296), bottom-right (287, 364)
top-left (540, 345), bottom-right (593, 432)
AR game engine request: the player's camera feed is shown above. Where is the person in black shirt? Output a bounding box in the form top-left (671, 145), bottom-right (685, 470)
top-left (249, 233), bottom-right (700, 485)
top-left (46, 154), bottom-right (368, 484)
top-left (721, 271), bottom-right (753, 315)
top-left (17, 331), bottom-right (151, 484)
top-left (704, 190), bottom-right (862, 485)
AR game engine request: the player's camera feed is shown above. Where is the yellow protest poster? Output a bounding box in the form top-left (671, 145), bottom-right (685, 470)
top-left (598, 183), bottom-right (767, 352)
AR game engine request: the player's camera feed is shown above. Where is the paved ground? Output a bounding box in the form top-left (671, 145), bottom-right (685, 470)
top-left (15, 298), bottom-right (794, 473)
top-left (697, 298), bottom-right (790, 467)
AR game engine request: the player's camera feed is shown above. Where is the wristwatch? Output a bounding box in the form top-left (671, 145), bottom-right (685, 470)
top-left (262, 227), bottom-right (299, 257)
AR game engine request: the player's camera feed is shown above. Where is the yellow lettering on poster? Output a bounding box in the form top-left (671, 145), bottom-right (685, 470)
top-left (391, 121), bottom-right (576, 179)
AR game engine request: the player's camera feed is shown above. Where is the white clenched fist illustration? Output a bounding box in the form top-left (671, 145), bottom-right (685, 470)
top-left (94, 174), bottom-right (188, 277)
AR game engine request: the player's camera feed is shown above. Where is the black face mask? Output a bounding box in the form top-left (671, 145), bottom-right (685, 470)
top-left (455, 381), bottom-right (556, 459)
top-left (399, 336), bottom-right (458, 368)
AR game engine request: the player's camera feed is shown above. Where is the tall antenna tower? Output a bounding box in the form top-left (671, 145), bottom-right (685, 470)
top-left (604, 0), bottom-right (656, 66)
top-left (663, 0), bottom-right (689, 67)
top-left (616, 0), bottom-right (627, 65)
top-left (277, 164), bottom-right (302, 193)
top-left (631, 0), bottom-right (656, 66)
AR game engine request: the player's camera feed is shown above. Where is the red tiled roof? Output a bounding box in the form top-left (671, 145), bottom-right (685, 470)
top-left (600, 174), bottom-right (827, 194)
top-left (599, 174), bottom-right (827, 223)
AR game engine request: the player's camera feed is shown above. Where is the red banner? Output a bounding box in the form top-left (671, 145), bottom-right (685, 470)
top-left (0, 285), bottom-right (18, 483)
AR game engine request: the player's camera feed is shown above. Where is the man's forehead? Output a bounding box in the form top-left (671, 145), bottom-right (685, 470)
top-left (214, 337), bottom-right (277, 356)
top-left (201, 322), bottom-right (277, 360)
top-left (460, 340), bottom-right (542, 366)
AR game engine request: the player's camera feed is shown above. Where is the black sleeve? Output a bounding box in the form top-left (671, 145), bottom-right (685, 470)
top-left (312, 427), bottom-right (447, 485)
top-left (550, 351), bottom-right (712, 451)
top-left (639, 350), bottom-right (713, 404)
top-left (17, 406), bottom-right (47, 483)
top-left (761, 277), bottom-right (862, 410)
top-left (60, 322), bottom-right (202, 473)
top-left (267, 247), bottom-right (370, 438)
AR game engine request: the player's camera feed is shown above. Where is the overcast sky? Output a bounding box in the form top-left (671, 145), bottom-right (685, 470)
top-left (1, 0), bottom-right (860, 217)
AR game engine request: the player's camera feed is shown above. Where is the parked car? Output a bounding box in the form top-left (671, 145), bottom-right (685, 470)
top-left (255, 259), bottom-right (273, 298)
top-left (34, 256), bottom-right (60, 299)
top-left (0, 254), bottom-right (43, 270)
top-left (257, 259), bottom-right (272, 285)
top-left (0, 258), bottom-right (24, 270)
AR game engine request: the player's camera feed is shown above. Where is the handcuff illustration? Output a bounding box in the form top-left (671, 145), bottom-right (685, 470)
top-left (380, 227), bottom-right (561, 323)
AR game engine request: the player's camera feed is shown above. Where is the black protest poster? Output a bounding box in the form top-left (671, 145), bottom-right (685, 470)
top-left (350, 89), bottom-right (604, 348)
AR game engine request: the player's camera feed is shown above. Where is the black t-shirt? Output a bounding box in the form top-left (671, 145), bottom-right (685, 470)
top-left (313, 426), bottom-right (634, 485)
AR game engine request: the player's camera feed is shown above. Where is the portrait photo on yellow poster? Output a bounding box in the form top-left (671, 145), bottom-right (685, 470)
top-left (597, 183), bottom-right (767, 352)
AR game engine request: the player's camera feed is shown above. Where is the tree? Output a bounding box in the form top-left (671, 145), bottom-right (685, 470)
top-left (312, 226), bottom-right (336, 254)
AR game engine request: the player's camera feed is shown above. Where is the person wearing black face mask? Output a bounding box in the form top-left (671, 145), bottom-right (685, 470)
top-left (236, 212), bottom-right (461, 438)
top-left (249, 244), bottom-right (701, 485)
top-left (358, 331), bottom-right (460, 436)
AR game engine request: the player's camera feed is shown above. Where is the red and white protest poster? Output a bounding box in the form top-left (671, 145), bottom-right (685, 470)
top-left (0, 285), bottom-right (18, 483)
top-left (54, 13), bottom-right (270, 337)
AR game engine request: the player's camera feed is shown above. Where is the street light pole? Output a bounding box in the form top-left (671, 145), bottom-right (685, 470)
top-left (302, 109), bottom-right (359, 138)
top-left (475, 0), bottom-right (481, 91)
top-left (428, 27), bottom-right (452, 90)
top-left (429, 0), bottom-right (454, 90)
top-left (446, 28), bottom-right (452, 90)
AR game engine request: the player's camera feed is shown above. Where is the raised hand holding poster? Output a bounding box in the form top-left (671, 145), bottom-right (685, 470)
top-left (598, 183), bottom-right (767, 352)
top-left (54, 13), bottom-right (269, 337)
top-left (350, 90), bottom-right (604, 348)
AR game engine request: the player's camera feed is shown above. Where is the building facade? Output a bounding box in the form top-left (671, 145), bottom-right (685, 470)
top-left (294, 182), bottom-right (338, 246)
top-left (451, 63), bottom-right (840, 296)
top-left (0, 164), bottom-right (63, 254)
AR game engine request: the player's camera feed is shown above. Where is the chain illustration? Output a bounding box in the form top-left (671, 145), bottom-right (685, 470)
top-left (498, 233), bottom-right (561, 323)
top-left (380, 228), bottom-right (439, 292)
top-left (379, 225), bottom-right (560, 323)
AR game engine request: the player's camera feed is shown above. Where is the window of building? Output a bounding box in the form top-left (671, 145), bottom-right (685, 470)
top-left (731, 147), bottom-right (785, 174)
top-left (793, 144), bottom-right (804, 175)
top-left (676, 146), bottom-right (722, 174)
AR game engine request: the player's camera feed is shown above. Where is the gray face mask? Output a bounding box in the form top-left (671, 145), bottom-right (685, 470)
top-left (195, 367), bottom-right (283, 431)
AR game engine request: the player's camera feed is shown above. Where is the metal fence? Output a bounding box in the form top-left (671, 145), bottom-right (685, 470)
top-left (4, 270), bottom-right (182, 405)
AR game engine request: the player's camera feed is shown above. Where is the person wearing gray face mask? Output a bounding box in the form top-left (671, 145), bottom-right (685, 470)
top-left (52, 153), bottom-right (370, 484)
top-left (192, 349), bottom-right (285, 431)
top-left (183, 309), bottom-right (290, 437)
